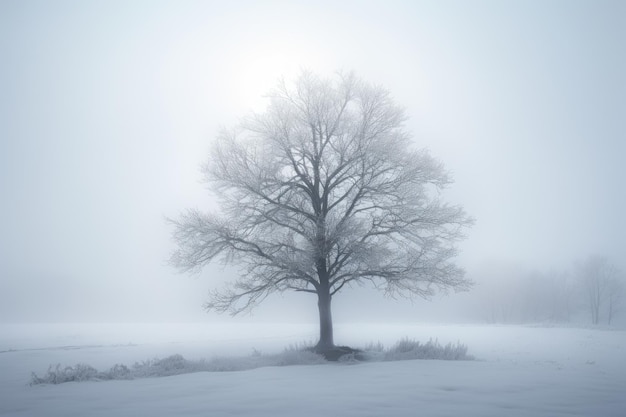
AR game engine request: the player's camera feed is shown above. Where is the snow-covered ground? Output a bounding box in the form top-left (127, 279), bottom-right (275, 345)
top-left (1, 322), bottom-right (624, 416)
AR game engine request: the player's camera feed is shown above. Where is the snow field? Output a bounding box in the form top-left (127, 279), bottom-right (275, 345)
top-left (1, 323), bottom-right (624, 416)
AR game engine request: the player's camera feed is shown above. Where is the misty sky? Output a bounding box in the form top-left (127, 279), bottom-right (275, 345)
top-left (1, 0), bottom-right (624, 322)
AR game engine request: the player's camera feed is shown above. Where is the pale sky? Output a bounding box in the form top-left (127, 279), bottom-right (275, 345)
top-left (1, 0), bottom-right (624, 322)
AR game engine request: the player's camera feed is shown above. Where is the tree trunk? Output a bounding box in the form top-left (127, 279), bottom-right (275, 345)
top-left (316, 289), bottom-right (334, 351)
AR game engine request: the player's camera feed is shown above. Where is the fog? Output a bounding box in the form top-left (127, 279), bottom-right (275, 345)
top-left (1, 0), bottom-right (624, 324)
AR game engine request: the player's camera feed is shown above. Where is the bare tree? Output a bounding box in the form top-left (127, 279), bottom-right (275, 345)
top-left (169, 72), bottom-right (473, 353)
top-left (606, 273), bottom-right (624, 325)
top-left (577, 256), bottom-right (623, 325)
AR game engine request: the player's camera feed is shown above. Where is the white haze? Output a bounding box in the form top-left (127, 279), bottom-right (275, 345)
top-left (0, 0), bottom-right (625, 324)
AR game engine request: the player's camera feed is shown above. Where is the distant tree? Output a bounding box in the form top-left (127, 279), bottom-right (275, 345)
top-left (577, 256), bottom-right (623, 325)
top-left (169, 72), bottom-right (473, 354)
top-left (606, 273), bottom-right (624, 325)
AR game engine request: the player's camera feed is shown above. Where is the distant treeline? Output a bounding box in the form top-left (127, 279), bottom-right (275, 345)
top-left (469, 256), bottom-right (624, 326)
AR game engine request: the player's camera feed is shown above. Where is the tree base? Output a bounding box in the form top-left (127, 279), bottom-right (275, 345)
top-left (313, 344), bottom-right (362, 361)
